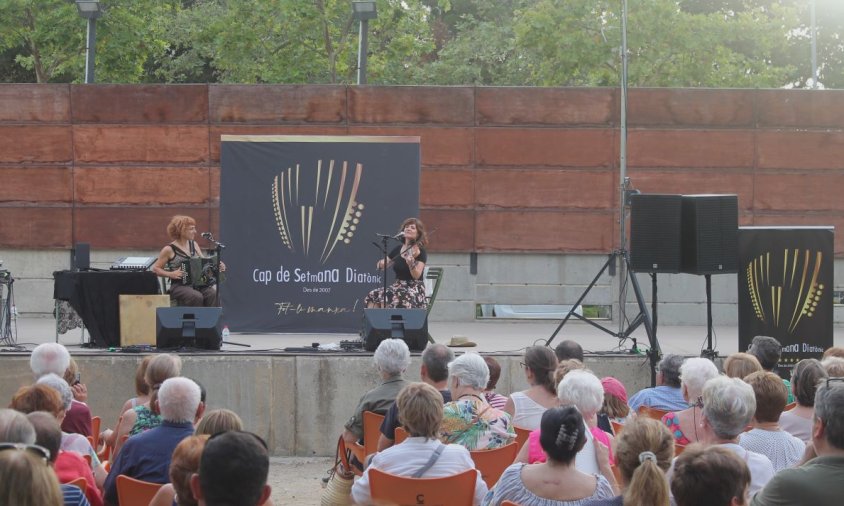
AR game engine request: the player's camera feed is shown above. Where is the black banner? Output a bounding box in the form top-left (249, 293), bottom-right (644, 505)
top-left (219, 136), bottom-right (420, 333)
top-left (738, 227), bottom-right (834, 376)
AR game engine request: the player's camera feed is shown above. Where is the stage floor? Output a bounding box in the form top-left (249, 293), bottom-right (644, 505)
top-left (8, 315), bottom-right (844, 357)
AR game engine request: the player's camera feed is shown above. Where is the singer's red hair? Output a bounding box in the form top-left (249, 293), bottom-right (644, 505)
top-left (167, 215), bottom-right (196, 240)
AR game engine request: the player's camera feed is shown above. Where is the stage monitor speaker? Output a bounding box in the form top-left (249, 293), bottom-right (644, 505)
top-left (71, 243), bottom-right (90, 271)
top-left (629, 194), bottom-right (682, 273)
top-left (156, 307), bottom-right (222, 350)
top-left (680, 194), bottom-right (738, 275)
top-left (362, 308), bottom-right (428, 352)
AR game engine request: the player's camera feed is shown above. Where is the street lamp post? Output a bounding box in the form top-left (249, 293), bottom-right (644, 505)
top-left (811, 0), bottom-right (818, 89)
top-left (74, 0), bottom-right (104, 84)
top-left (352, 1), bottom-right (377, 85)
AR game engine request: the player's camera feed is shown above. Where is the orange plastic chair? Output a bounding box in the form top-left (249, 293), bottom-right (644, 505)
top-left (83, 453), bottom-right (92, 467)
top-left (349, 411), bottom-right (385, 466)
top-left (610, 420), bottom-right (624, 436)
top-left (90, 416), bottom-right (101, 449)
top-left (637, 405), bottom-right (669, 420)
top-left (674, 443), bottom-right (686, 456)
top-left (513, 425), bottom-right (531, 451)
top-left (66, 476), bottom-right (88, 491)
top-left (369, 468), bottom-right (477, 506)
top-left (394, 426), bottom-right (409, 445)
top-left (611, 464), bottom-right (624, 485)
top-left (502, 502), bottom-right (521, 506)
top-left (116, 475), bottom-right (163, 506)
top-left (784, 402), bottom-right (797, 411)
top-left (469, 442), bottom-right (519, 488)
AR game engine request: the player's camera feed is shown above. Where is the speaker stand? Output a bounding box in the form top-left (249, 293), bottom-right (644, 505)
top-left (700, 274), bottom-right (718, 360)
top-left (545, 249), bottom-right (662, 386)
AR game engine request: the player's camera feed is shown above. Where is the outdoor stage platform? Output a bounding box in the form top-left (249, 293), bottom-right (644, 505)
top-left (2, 316), bottom-right (842, 456)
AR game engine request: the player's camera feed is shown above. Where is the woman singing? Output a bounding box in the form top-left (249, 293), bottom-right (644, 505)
top-left (365, 217), bottom-right (428, 309)
top-left (152, 215), bottom-right (225, 307)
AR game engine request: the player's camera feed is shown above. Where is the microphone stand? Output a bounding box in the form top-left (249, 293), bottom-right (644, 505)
top-left (202, 233), bottom-right (249, 348)
top-left (372, 233), bottom-right (402, 308)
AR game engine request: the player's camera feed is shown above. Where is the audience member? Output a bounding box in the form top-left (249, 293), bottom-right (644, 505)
top-left (60, 357), bottom-right (92, 437)
top-left (584, 417), bottom-right (674, 506)
top-left (518, 369), bottom-right (612, 474)
top-left (822, 346), bottom-right (844, 359)
top-left (627, 355), bottom-right (686, 412)
top-left (555, 340), bottom-right (585, 362)
top-left (821, 356), bottom-right (844, 377)
top-left (441, 352), bottom-right (515, 450)
top-left (103, 377), bottom-right (202, 506)
top-left (101, 355), bottom-right (153, 451)
top-left (28, 411), bottom-right (102, 506)
top-left (30, 342), bottom-right (71, 379)
top-left (700, 376), bottom-right (774, 496)
top-left (661, 357), bottom-right (719, 446)
top-left (671, 444), bottom-right (751, 506)
top-left (0, 446), bottom-right (66, 506)
top-left (149, 435), bottom-right (209, 506)
top-left (112, 353), bottom-right (183, 456)
top-left (191, 431), bottom-right (271, 506)
top-left (555, 359), bottom-right (586, 384)
top-left (483, 406), bottom-right (615, 506)
top-left (352, 382), bottom-right (487, 505)
top-left (0, 408), bottom-right (36, 443)
top-left (748, 336), bottom-right (793, 404)
top-left (739, 371), bottom-right (804, 472)
top-left (11, 379), bottom-right (106, 488)
top-left (504, 346), bottom-right (560, 430)
top-left (377, 342), bottom-right (453, 451)
top-left (483, 355), bottom-right (508, 410)
top-left (196, 409), bottom-right (243, 436)
top-left (342, 339), bottom-right (410, 453)
top-left (779, 358), bottom-right (827, 444)
top-left (723, 353), bottom-right (763, 380)
top-left (599, 377), bottom-right (630, 425)
top-left (751, 377), bottom-right (844, 505)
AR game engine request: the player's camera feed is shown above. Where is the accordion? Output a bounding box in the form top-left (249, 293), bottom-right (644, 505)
top-left (172, 255), bottom-right (221, 289)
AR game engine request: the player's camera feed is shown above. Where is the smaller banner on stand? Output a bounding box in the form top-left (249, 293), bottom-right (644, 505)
top-left (738, 227), bottom-right (834, 378)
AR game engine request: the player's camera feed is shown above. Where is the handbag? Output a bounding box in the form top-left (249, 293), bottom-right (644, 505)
top-left (321, 436), bottom-right (355, 506)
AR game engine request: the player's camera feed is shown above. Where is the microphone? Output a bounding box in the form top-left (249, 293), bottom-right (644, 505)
top-left (393, 232), bottom-right (405, 239)
top-left (201, 232), bottom-right (213, 240)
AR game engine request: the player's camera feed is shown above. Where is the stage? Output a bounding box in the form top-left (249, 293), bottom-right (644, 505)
top-left (2, 316), bottom-right (842, 456)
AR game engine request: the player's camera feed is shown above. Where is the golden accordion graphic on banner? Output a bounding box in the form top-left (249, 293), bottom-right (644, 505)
top-left (271, 160), bottom-right (364, 264)
top-left (738, 227), bottom-right (833, 376)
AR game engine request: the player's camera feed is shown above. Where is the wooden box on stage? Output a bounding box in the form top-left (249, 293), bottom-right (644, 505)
top-left (119, 295), bottom-right (171, 347)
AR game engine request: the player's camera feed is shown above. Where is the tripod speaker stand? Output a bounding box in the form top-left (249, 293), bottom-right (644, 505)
top-left (545, 249), bottom-right (661, 386)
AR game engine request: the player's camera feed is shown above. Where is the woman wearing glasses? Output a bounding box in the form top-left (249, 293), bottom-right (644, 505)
top-left (504, 346), bottom-right (560, 430)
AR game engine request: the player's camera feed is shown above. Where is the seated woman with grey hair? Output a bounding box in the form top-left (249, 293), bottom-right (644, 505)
top-left (340, 339), bottom-right (411, 470)
top-left (517, 370), bottom-right (614, 479)
top-left (661, 357), bottom-right (719, 446)
top-left (698, 375), bottom-right (774, 496)
top-left (352, 382), bottom-right (488, 505)
top-left (483, 406), bottom-right (615, 506)
top-left (440, 353), bottom-right (515, 450)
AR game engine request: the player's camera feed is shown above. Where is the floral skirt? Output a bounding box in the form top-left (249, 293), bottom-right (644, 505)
top-left (365, 279), bottom-right (427, 309)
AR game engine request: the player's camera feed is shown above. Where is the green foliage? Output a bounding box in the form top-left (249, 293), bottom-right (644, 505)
top-left (0, 0), bottom-right (840, 88)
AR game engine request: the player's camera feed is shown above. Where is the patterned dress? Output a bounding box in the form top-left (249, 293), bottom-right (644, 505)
top-left (662, 411), bottom-right (692, 445)
top-left (440, 396), bottom-right (516, 450)
top-left (129, 405), bottom-right (162, 436)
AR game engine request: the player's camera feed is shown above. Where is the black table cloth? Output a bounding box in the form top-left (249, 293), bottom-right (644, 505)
top-left (53, 270), bottom-right (160, 348)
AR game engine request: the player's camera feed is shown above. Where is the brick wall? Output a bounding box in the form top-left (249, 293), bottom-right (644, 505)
top-left (2, 85), bottom-right (843, 254)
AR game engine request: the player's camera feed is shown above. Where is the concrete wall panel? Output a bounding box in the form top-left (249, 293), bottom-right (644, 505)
top-left (349, 86), bottom-right (474, 125)
top-left (348, 126), bottom-right (474, 166)
top-left (476, 88), bottom-right (615, 126)
top-left (74, 167), bottom-right (211, 205)
top-left (757, 90), bottom-right (844, 128)
top-left (628, 130), bottom-right (755, 168)
top-left (476, 169), bottom-right (614, 209)
top-left (74, 208), bottom-right (212, 250)
top-left (628, 88), bottom-right (755, 127)
top-left (0, 208), bottom-right (72, 249)
top-left (0, 126), bottom-right (73, 163)
top-left (476, 211), bottom-right (614, 252)
top-left (0, 84), bottom-right (70, 122)
top-left (420, 168), bottom-right (474, 208)
top-left (757, 131), bottom-right (844, 170)
top-left (0, 166), bottom-right (73, 203)
top-left (73, 125), bottom-right (210, 164)
top-left (71, 85), bottom-right (208, 124)
top-left (210, 85), bottom-right (347, 124)
top-left (476, 128), bottom-right (615, 168)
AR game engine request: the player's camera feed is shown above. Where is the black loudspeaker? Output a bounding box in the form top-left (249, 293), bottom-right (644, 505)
top-left (156, 307), bottom-right (223, 350)
top-left (629, 194), bottom-right (682, 273)
top-left (362, 309), bottom-right (428, 352)
top-left (680, 194), bottom-right (738, 275)
top-left (71, 243), bottom-right (90, 271)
